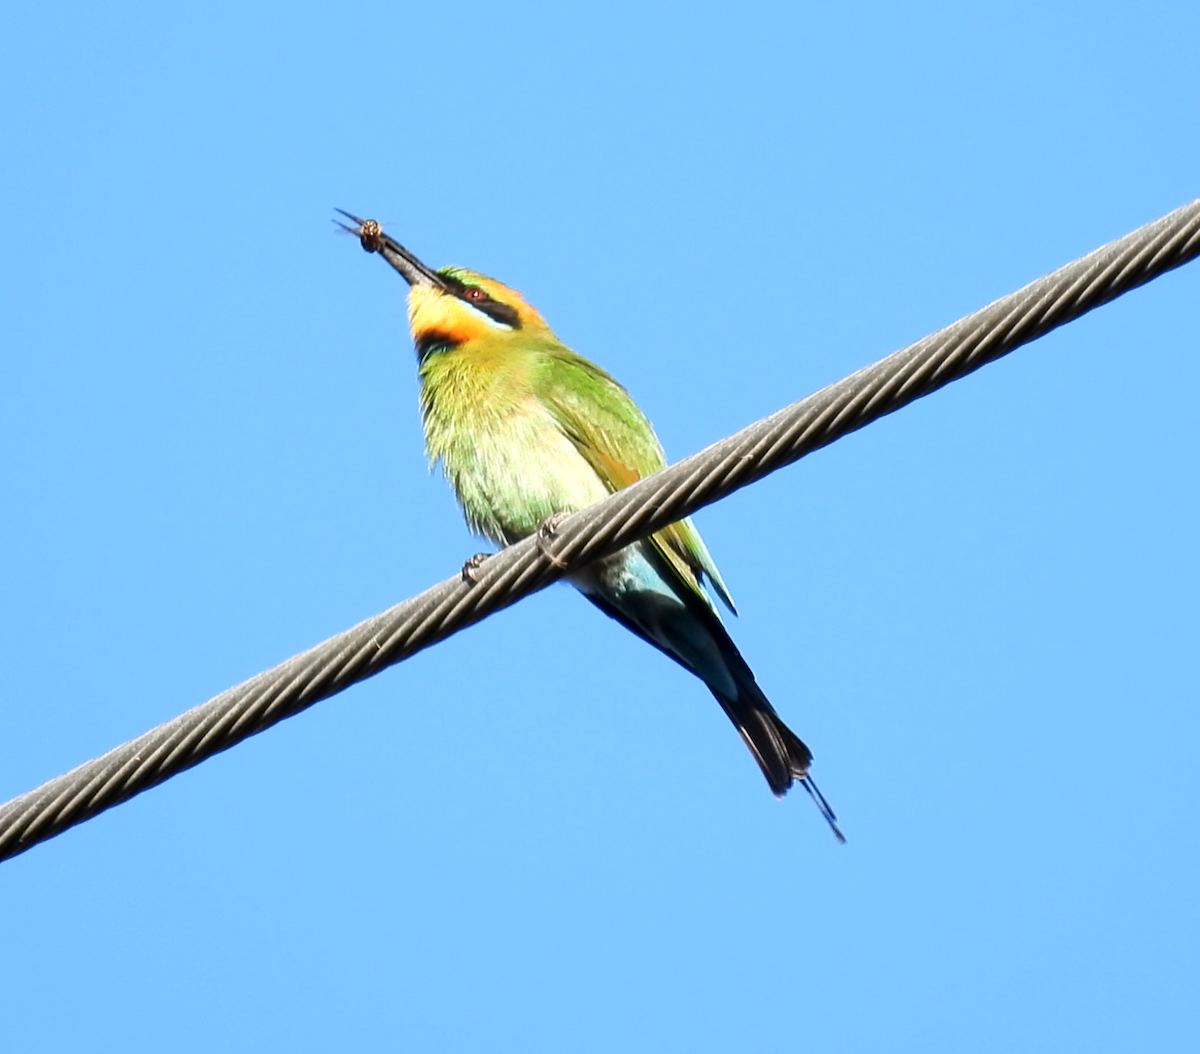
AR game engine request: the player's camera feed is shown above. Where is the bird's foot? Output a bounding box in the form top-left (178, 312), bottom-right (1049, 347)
top-left (536, 512), bottom-right (572, 568)
top-left (461, 552), bottom-right (491, 584)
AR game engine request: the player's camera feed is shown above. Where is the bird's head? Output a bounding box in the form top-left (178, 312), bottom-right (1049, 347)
top-left (337, 213), bottom-right (549, 359)
top-left (406, 267), bottom-right (548, 359)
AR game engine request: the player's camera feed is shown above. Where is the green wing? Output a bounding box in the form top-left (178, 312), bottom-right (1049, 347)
top-left (535, 348), bottom-right (737, 614)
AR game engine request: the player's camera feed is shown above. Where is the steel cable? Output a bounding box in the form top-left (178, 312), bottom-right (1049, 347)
top-left (2, 198), bottom-right (1198, 862)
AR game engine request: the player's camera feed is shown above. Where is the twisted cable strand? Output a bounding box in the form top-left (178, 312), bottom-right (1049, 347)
top-left (1, 199), bottom-right (1197, 863)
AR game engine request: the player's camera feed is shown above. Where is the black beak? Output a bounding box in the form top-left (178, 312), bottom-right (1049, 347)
top-left (334, 210), bottom-right (451, 291)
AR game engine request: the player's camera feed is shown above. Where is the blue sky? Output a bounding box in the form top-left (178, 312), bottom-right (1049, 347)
top-left (2, 2), bottom-right (1197, 1050)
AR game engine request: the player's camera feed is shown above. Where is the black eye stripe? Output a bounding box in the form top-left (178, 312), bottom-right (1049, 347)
top-left (438, 272), bottom-right (523, 329)
top-left (470, 297), bottom-right (522, 328)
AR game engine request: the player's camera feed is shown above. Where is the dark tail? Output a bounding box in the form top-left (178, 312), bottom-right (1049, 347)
top-left (580, 579), bottom-right (845, 843)
top-left (713, 676), bottom-right (846, 843)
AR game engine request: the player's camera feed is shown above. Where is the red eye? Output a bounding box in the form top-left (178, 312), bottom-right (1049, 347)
top-left (466, 288), bottom-right (485, 301)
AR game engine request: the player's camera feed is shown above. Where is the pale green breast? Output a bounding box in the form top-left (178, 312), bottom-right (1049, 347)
top-left (419, 347), bottom-right (609, 545)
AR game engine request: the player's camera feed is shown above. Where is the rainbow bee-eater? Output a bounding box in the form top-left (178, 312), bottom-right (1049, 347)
top-left (338, 212), bottom-right (843, 841)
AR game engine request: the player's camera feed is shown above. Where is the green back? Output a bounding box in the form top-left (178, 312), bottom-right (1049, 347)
top-left (534, 349), bottom-right (737, 614)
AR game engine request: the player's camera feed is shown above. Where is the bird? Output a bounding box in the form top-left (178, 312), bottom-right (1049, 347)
top-left (337, 211), bottom-right (843, 842)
